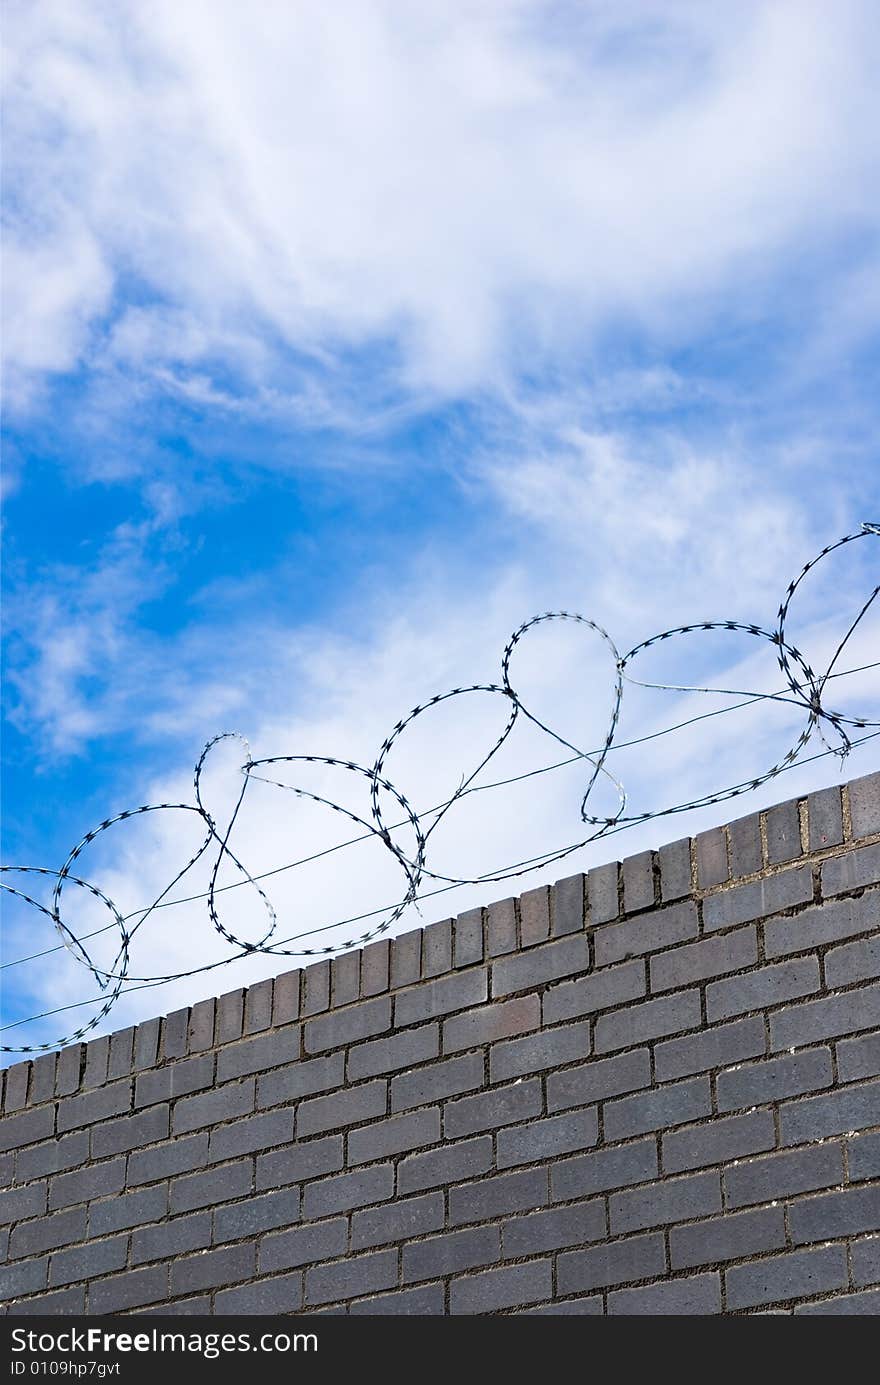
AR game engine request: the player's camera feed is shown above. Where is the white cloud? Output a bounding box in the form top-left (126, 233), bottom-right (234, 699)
top-left (3, 0), bottom-right (879, 409)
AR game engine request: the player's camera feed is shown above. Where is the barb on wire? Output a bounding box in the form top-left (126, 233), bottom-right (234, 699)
top-left (2, 525), bottom-right (878, 1053)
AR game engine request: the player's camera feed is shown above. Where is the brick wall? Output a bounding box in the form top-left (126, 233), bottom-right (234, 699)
top-left (1, 771), bottom-right (879, 1316)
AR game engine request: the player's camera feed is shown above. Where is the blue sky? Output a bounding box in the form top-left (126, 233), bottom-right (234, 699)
top-left (2, 0), bottom-right (879, 1056)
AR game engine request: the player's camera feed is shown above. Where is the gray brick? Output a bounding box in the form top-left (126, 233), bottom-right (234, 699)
top-left (450, 1260), bottom-right (551, 1314)
top-left (454, 908), bottom-right (484, 967)
top-left (492, 935), bottom-right (589, 998)
top-left (391, 1053), bottom-right (484, 1112)
top-left (3, 1064), bottom-right (29, 1112)
top-left (15, 1132), bottom-right (88, 1182)
top-left (526, 1297), bottom-right (604, 1316)
top-left (90, 1184), bottom-right (167, 1237)
top-left (352, 1192), bottom-right (444, 1250)
top-left (216, 1273), bottom-right (303, 1314)
top-left (558, 1233), bottom-right (665, 1293)
top-left (771, 983), bottom-right (880, 1051)
top-left (92, 1103), bottom-right (169, 1158)
top-left (486, 898), bottom-right (517, 956)
top-left (670, 1206), bottom-right (787, 1269)
top-left (444, 994), bottom-right (539, 1053)
top-left (49, 1235), bottom-right (127, 1287)
top-left (55, 1044), bottom-right (82, 1097)
top-left (171, 1243), bottom-right (255, 1296)
top-left (349, 1108), bottom-right (440, 1164)
top-left (703, 866), bottom-right (812, 930)
top-left (547, 1049), bottom-right (651, 1112)
top-left (9, 1207), bottom-right (85, 1258)
top-left (56, 1079), bottom-right (130, 1132)
top-left (696, 826), bottom-right (728, 887)
top-left (610, 1171), bottom-right (721, 1233)
top-left (89, 1267), bottom-right (168, 1314)
top-left (257, 1135), bottom-right (343, 1191)
top-left (257, 1051), bottom-right (344, 1108)
top-left (520, 887), bottom-right (550, 947)
top-left (622, 849), bottom-right (655, 914)
top-left (188, 998), bottom-right (215, 1051)
top-left (216, 988), bottom-right (244, 1043)
top-left (848, 771), bottom-right (880, 838)
top-left (303, 1165), bottom-right (393, 1218)
top-left (390, 929), bottom-right (421, 988)
top-left (348, 1026), bottom-right (438, 1081)
top-left (82, 1037), bottom-right (109, 1089)
top-left (790, 1185), bottom-right (880, 1245)
top-left (422, 919), bottom-right (452, 976)
top-left (838, 1033), bottom-right (880, 1083)
top-left (588, 861), bottom-right (619, 923)
top-left (853, 1236), bottom-right (880, 1287)
top-left (650, 927), bottom-right (757, 992)
top-left (163, 1008), bottom-right (189, 1059)
top-left (307, 1248), bottom-right (397, 1306)
top-left (216, 1025), bottom-right (302, 1081)
top-left (50, 1158), bottom-right (125, 1209)
top-left (826, 932), bottom-right (880, 989)
top-left (214, 1187), bottom-right (301, 1242)
top-left (297, 1080), bottom-right (386, 1137)
top-left (331, 951), bottom-right (359, 1008)
top-left (729, 814), bottom-right (763, 877)
top-left (134, 1018), bottom-right (160, 1070)
top-left (822, 842), bottom-right (880, 895)
top-left (595, 900), bottom-right (697, 969)
top-left (398, 1136), bottom-right (493, 1194)
top-left (244, 979), bottom-right (274, 1034)
top-left (795, 1289), bottom-right (880, 1315)
top-left (131, 1211), bottom-right (211, 1265)
top-left (0, 1107), bottom-right (55, 1153)
top-left (8, 1286), bottom-right (84, 1315)
top-left (848, 1129), bottom-right (880, 1183)
top-left (552, 873), bottom-right (585, 936)
top-left (659, 837), bottom-right (692, 901)
top-left (608, 1274), bottom-right (721, 1315)
top-left (271, 975), bottom-right (300, 1030)
top-left (551, 1139), bottom-right (658, 1200)
top-left (655, 1016), bottom-right (766, 1081)
top-left (497, 1108), bottom-right (597, 1169)
top-left (445, 1080), bottom-right (542, 1138)
top-left (504, 1200), bottom-right (605, 1257)
top-left (604, 1076), bottom-right (710, 1142)
top-left (0, 1152), bottom-right (11, 1186)
top-left (260, 1216), bottom-right (348, 1271)
top-left (766, 892), bottom-right (877, 960)
top-left (29, 1054), bottom-right (57, 1106)
top-left (395, 968), bottom-right (487, 1027)
top-left (449, 1168), bottom-right (547, 1226)
top-left (663, 1109), bottom-right (775, 1173)
top-left (305, 997), bottom-right (391, 1055)
top-left (173, 1079), bottom-right (255, 1135)
top-left (724, 1143), bottom-right (844, 1208)
top-left (707, 956), bottom-right (819, 1022)
top-left (351, 1284), bottom-right (444, 1315)
top-left (596, 989), bottom-right (701, 1054)
top-left (780, 1079), bottom-right (880, 1146)
top-left (171, 1159), bottom-right (252, 1213)
top-left (0, 1182), bottom-right (47, 1224)
top-left (717, 1047), bottom-right (833, 1111)
top-left (129, 1134), bottom-right (209, 1186)
top-left (808, 785), bottom-right (844, 851)
top-left (302, 960), bottom-right (330, 1016)
top-left (361, 940), bottom-right (390, 996)
top-left (209, 1108), bottom-right (294, 1162)
top-left (404, 1225), bottom-right (500, 1283)
top-left (135, 1054), bottom-right (214, 1108)
top-left (490, 1020), bottom-right (590, 1083)
top-left (543, 959), bottom-right (644, 1025)
top-left (0, 1257), bottom-right (48, 1300)
top-left (766, 798), bottom-right (802, 864)
top-left (135, 1295), bottom-right (209, 1316)
top-left (726, 1244), bottom-right (847, 1311)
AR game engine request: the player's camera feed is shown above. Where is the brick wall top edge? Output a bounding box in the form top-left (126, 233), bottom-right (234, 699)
top-left (2, 770), bottom-right (878, 1107)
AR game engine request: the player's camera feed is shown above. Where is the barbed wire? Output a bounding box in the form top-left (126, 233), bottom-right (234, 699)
top-left (2, 524), bottom-right (878, 1053)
